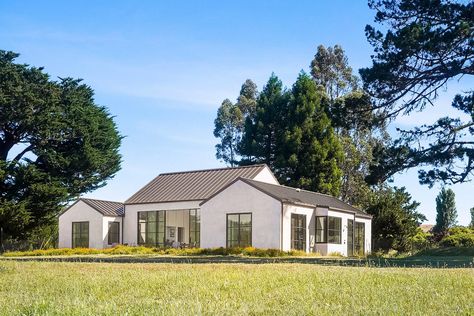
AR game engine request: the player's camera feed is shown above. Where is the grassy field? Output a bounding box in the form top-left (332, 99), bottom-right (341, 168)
top-left (0, 261), bottom-right (472, 315)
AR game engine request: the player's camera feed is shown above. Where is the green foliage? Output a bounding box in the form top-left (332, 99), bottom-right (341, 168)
top-left (214, 80), bottom-right (258, 166)
top-left (2, 245), bottom-right (317, 258)
top-left (433, 188), bottom-right (457, 236)
top-left (361, 0), bottom-right (474, 186)
top-left (0, 51), bottom-right (122, 240)
top-left (310, 44), bottom-right (358, 100)
top-left (470, 207), bottom-right (474, 229)
top-left (365, 186), bottom-right (426, 252)
top-left (408, 228), bottom-right (432, 252)
top-left (439, 227), bottom-right (474, 248)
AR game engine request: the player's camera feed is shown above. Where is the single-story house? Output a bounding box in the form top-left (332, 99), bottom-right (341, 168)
top-left (59, 164), bottom-right (372, 256)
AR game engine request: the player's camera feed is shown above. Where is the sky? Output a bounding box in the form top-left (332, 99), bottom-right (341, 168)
top-left (0, 1), bottom-right (472, 225)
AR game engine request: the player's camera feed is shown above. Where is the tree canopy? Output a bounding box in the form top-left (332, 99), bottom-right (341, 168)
top-left (433, 187), bottom-right (458, 236)
top-left (0, 51), bottom-right (122, 240)
top-left (361, 0), bottom-right (474, 186)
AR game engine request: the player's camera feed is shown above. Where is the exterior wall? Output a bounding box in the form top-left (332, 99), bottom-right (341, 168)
top-left (325, 209), bottom-right (356, 256)
top-left (355, 216), bottom-right (372, 254)
top-left (102, 216), bottom-right (123, 248)
top-left (58, 201), bottom-right (105, 249)
top-left (253, 167), bottom-right (279, 185)
top-left (123, 200), bottom-right (201, 246)
top-left (200, 180), bottom-right (281, 249)
top-left (281, 204), bottom-right (315, 252)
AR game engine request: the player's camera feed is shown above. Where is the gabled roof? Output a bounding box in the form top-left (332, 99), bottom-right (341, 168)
top-left (125, 164), bottom-right (272, 204)
top-left (60, 198), bottom-right (124, 217)
top-left (201, 177), bottom-right (372, 218)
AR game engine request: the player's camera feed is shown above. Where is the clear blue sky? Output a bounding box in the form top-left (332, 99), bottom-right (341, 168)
top-left (1, 1), bottom-right (472, 224)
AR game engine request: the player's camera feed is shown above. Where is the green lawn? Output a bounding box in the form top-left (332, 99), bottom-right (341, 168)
top-left (0, 261), bottom-right (472, 315)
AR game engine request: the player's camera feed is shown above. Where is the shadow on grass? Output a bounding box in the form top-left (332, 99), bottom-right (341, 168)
top-left (2, 252), bottom-right (473, 268)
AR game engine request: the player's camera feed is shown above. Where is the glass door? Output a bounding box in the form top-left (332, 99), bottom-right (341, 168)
top-left (291, 214), bottom-right (306, 251)
top-left (347, 219), bottom-right (354, 256)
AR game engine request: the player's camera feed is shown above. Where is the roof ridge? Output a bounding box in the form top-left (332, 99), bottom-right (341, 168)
top-left (241, 178), bottom-right (362, 212)
top-left (158, 164), bottom-right (267, 176)
top-left (80, 197), bottom-right (123, 205)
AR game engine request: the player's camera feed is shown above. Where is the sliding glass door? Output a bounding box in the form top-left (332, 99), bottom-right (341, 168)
top-left (138, 211), bottom-right (166, 247)
top-left (354, 222), bottom-right (365, 256)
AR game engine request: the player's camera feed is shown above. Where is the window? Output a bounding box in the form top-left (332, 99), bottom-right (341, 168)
top-left (347, 219), bottom-right (354, 256)
top-left (226, 213), bottom-right (252, 248)
top-left (328, 217), bottom-right (342, 244)
top-left (355, 222), bottom-right (365, 255)
top-left (315, 216), bottom-right (342, 244)
top-left (189, 209), bottom-right (200, 247)
top-left (291, 214), bottom-right (306, 250)
top-left (316, 216), bottom-right (327, 243)
top-left (72, 222), bottom-right (89, 248)
top-left (108, 222), bottom-right (120, 245)
top-left (138, 211), bottom-right (166, 247)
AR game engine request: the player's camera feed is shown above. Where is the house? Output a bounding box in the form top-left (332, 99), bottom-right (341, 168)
top-left (58, 164), bottom-right (372, 256)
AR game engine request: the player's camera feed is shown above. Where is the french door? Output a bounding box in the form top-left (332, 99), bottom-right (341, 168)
top-left (291, 214), bottom-right (306, 251)
top-left (347, 219), bottom-right (354, 256)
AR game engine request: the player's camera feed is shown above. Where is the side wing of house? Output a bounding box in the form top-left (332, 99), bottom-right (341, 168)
top-left (58, 200), bottom-right (105, 249)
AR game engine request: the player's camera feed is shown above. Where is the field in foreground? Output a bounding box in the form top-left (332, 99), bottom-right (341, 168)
top-left (0, 262), bottom-right (473, 315)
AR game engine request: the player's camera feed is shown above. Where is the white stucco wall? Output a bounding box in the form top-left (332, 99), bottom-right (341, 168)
top-left (58, 201), bottom-right (105, 249)
top-left (355, 216), bottom-right (372, 254)
top-left (102, 216), bottom-right (123, 248)
top-left (123, 201), bottom-right (201, 246)
top-left (200, 180), bottom-right (281, 249)
top-left (253, 167), bottom-right (279, 185)
top-left (281, 204), bottom-right (315, 252)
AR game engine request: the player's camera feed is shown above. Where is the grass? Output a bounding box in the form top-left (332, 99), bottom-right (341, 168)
top-left (0, 261), bottom-right (472, 315)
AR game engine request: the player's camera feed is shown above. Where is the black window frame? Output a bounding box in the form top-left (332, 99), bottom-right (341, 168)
top-left (347, 219), bottom-right (354, 256)
top-left (189, 209), bottom-right (200, 247)
top-left (107, 221), bottom-right (120, 245)
top-left (137, 210), bottom-right (166, 247)
top-left (72, 221), bottom-right (89, 248)
top-left (315, 216), bottom-right (342, 244)
top-left (226, 213), bottom-right (252, 248)
top-left (315, 216), bottom-right (327, 243)
top-left (354, 221), bottom-right (365, 255)
top-left (291, 213), bottom-right (307, 251)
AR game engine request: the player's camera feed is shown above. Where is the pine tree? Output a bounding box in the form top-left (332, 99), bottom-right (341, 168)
top-left (470, 207), bottom-right (474, 229)
top-left (433, 188), bottom-right (457, 236)
top-left (281, 72), bottom-right (343, 196)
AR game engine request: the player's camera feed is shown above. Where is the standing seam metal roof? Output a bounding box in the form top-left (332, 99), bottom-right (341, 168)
top-left (125, 164), bottom-right (269, 204)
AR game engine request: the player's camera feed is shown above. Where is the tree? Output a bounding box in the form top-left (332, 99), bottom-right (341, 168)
top-left (0, 51), bottom-right (122, 240)
top-left (310, 45), bottom-right (358, 100)
top-left (361, 0), bottom-right (474, 186)
top-left (365, 186), bottom-right (425, 251)
top-left (469, 207), bottom-right (474, 229)
top-left (280, 72), bottom-right (343, 195)
top-left (433, 187), bottom-right (457, 236)
top-left (470, 207), bottom-right (474, 229)
top-left (214, 80), bottom-right (258, 166)
top-left (311, 45), bottom-right (388, 207)
top-left (239, 74), bottom-right (290, 169)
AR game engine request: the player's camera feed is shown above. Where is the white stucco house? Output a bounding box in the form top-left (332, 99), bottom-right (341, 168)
top-left (59, 164), bottom-right (372, 256)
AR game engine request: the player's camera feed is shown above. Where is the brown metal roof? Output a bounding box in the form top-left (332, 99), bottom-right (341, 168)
top-left (125, 164), bottom-right (269, 204)
top-left (80, 198), bottom-right (124, 216)
top-left (209, 178), bottom-right (371, 218)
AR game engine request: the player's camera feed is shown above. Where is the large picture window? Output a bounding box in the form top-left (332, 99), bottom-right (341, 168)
top-left (108, 222), bottom-right (120, 245)
top-left (189, 209), bottom-right (200, 247)
top-left (72, 222), bottom-right (89, 248)
top-left (355, 222), bottom-right (365, 255)
top-left (315, 216), bottom-right (342, 244)
top-left (226, 213), bottom-right (252, 248)
top-left (138, 211), bottom-right (166, 247)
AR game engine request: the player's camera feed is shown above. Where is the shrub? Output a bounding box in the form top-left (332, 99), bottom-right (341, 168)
top-left (439, 227), bottom-right (474, 248)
